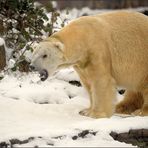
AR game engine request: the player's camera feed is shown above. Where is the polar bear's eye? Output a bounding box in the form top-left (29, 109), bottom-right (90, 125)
top-left (42, 54), bottom-right (47, 59)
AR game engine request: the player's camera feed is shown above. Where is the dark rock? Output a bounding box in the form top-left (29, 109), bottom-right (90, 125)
top-left (38, 101), bottom-right (49, 104)
top-left (69, 80), bottom-right (125, 96)
top-left (141, 10), bottom-right (148, 16)
top-left (72, 135), bottom-right (78, 140)
top-left (0, 136), bottom-right (55, 147)
top-left (69, 80), bottom-right (81, 87)
top-left (118, 89), bottom-right (125, 95)
top-left (0, 142), bottom-right (9, 148)
top-left (52, 135), bottom-right (65, 140)
top-left (78, 130), bottom-right (89, 138)
top-left (110, 129), bottom-right (148, 147)
top-left (10, 137), bottom-right (34, 145)
top-left (72, 130), bottom-right (97, 140)
top-left (47, 142), bottom-right (54, 146)
top-left (0, 137), bottom-right (35, 147)
top-left (82, 13), bottom-right (88, 16)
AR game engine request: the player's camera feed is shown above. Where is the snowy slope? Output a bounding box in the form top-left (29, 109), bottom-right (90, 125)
top-left (0, 68), bottom-right (148, 147)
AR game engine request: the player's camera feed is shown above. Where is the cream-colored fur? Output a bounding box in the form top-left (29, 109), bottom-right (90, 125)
top-left (31, 11), bottom-right (148, 118)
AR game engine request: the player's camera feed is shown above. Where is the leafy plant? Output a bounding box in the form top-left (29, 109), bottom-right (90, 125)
top-left (0, 0), bottom-right (62, 71)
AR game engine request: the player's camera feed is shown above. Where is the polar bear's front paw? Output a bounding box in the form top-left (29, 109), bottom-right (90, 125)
top-left (79, 109), bottom-right (107, 118)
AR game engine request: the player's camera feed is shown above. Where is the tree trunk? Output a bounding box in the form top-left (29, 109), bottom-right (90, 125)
top-left (0, 40), bottom-right (6, 71)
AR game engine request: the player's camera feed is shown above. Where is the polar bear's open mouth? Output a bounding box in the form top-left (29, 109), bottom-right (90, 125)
top-left (39, 69), bottom-right (48, 81)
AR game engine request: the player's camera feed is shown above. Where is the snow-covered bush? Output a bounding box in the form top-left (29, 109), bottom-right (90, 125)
top-left (0, 0), bottom-right (61, 72)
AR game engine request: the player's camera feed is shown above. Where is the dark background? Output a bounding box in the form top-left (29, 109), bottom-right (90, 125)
top-left (36, 0), bottom-right (148, 10)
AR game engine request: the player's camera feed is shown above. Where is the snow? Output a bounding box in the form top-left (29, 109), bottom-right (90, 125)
top-left (58, 6), bottom-right (148, 23)
top-left (0, 68), bottom-right (148, 147)
top-left (0, 38), bottom-right (5, 46)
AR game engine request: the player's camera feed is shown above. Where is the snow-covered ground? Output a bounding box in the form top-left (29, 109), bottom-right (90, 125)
top-left (0, 6), bottom-right (148, 147)
top-left (0, 68), bottom-right (148, 147)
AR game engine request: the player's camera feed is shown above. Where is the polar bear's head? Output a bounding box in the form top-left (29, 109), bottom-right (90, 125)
top-left (30, 40), bottom-right (64, 81)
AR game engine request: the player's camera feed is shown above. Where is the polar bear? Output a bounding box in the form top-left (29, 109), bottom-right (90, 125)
top-left (30, 11), bottom-right (148, 118)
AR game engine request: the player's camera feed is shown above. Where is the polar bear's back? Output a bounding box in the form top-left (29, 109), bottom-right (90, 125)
top-left (95, 11), bottom-right (148, 88)
top-left (96, 10), bottom-right (148, 23)
top-left (75, 11), bottom-right (148, 88)
top-left (95, 11), bottom-right (148, 54)
top-left (94, 11), bottom-right (148, 42)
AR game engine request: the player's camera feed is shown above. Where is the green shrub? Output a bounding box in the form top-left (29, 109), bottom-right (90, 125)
top-left (0, 0), bottom-right (61, 71)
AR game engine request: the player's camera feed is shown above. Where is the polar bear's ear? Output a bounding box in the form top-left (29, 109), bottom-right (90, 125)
top-left (53, 42), bottom-right (64, 52)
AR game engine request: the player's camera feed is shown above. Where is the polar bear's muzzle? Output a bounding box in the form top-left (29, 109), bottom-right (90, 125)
top-left (39, 69), bottom-right (49, 81)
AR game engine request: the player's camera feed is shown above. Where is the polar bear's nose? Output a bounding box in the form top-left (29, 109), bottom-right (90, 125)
top-left (29, 64), bottom-right (35, 71)
top-left (39, 69), bottom-right (48, 81)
